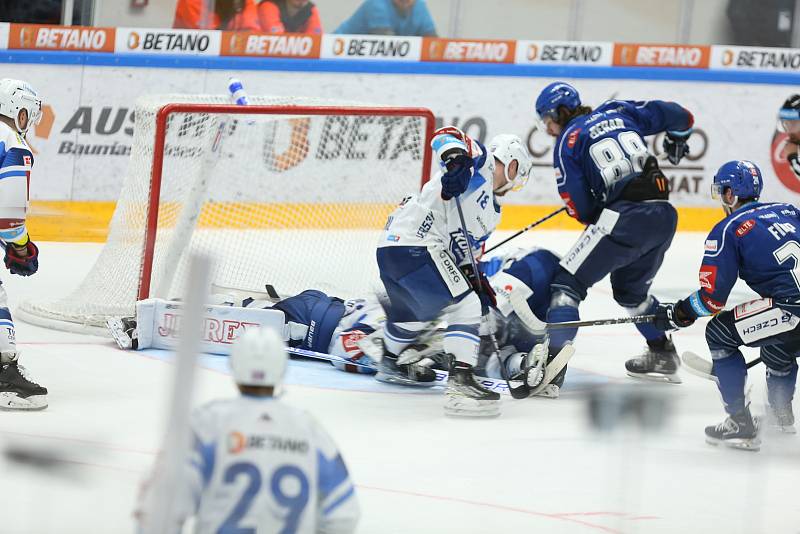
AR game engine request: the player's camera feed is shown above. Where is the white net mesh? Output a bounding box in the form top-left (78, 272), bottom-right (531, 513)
top-left (19, 95), bottom-right (433, 331)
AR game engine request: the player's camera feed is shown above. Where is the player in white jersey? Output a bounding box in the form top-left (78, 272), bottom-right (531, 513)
top-left (376, 128), bottom-right (533, 417)
top-left (0, 78), bottom-right (47, 410)
top-left (138, 328), bottom-right (360, 533)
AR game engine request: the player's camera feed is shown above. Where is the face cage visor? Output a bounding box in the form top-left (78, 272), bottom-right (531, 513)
top-left (711, 182), bottom-right (738, 207)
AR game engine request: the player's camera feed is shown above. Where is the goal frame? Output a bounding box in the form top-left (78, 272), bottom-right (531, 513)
top-left (139, 103), bottom-right (437, 302)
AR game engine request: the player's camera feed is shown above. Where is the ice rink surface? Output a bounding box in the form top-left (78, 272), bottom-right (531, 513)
top-left (2, 230), bottom-right (799, 534)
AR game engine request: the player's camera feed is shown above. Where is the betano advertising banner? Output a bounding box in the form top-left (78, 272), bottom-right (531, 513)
top-left (3, 62), bottom-right (798, 212)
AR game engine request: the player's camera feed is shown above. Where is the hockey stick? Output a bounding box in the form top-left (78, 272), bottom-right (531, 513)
top-left (484, 207), bottom-right (567, 255)
top-left (681, 351), bottom-right (762, 382)
top-left (288, 345), bottom-right (519, 395)
top-left (453, 196), bottom-right (531, 399)
top-left (545, 315), bottom-right (656, 329)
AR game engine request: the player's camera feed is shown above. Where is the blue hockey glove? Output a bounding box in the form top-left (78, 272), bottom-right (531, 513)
top-left (440, 149), bottom-right (474, 201)
top-left (4, 239), bottom-right (38, 276)
top-left (653, 301), bottom-right (694, 331)
top-left (662, 130), bottom-right (691, 165)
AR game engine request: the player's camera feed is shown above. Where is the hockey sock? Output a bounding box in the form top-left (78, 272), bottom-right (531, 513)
top-left (766, 362), bottom-right (798, 409)
top-left (711, 351), bottom-right (747, 415)
top-left (546, 305), bottom-right (579, 350)
top-left (444, 324), bottom-right (480, 367)
top-left (629, 297), bottom-right (665, 342)
top-left (383, 323), bottom-right (419, 356)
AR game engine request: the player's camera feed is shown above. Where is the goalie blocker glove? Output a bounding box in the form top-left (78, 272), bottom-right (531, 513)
top-left (4, 238), bottom-right (38, 276)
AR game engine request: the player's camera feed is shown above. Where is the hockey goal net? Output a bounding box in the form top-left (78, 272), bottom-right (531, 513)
top-left (18, 95), bottom-right (435, 333)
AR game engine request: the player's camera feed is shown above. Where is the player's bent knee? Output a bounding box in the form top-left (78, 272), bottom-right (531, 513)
top-left (446, 291), bottom-right (482, 325)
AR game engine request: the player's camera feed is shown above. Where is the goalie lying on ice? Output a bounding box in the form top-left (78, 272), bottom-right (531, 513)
top-left (108, 249), bottom-right (576, 397)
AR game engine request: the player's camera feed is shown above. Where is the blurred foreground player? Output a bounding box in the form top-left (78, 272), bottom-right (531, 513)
top-left (534, 82), bottom-right (693, 383)
top-left (653, 161), bottom-right (800, 450)
top-left (139, 328), bottom-right (360, 532)
top-left (0, 78), bottom-right (47, 410)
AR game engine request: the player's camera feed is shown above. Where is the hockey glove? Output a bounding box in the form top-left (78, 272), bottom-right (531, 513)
top-left (460, 264), bottom-right (496, 309)
top-left (662, 130), bottom-right (691, 165)
top-left (653, 301), bottom-right (695, 331)
top-left (4, 239), bottom-right (38, 277)
top-left (440, 149), bottom-right (474, 201)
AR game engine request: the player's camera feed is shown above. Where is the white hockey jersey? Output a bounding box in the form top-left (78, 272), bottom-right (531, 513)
top-left (0, 123), bottom-right (32, 243)
top-left (161, 396), bottom-right (359, 533)
top-left (379, 135), bottom-right (500, 266)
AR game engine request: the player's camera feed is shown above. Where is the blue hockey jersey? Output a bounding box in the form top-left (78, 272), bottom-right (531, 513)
top-left (553, 100), bottom-right (693, 224)
top-left (684, 202), bottom-right (800, 318)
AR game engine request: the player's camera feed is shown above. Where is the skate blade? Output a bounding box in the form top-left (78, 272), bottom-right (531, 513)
top-left (375, 372), bottom-right (436, 388)
top-left (626, 371), bottom-right (682, 384)
top-left (705, 436), bottom-right (761, 451)
top-left (0, 393), bottom-right (48, 411)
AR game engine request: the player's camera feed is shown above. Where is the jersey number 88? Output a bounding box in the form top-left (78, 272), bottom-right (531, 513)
top-left (589, 131), bottom-right (649, 188)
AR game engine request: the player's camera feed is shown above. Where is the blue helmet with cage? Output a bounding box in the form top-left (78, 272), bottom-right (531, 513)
top-left (535, 82), bottom-right (581, 121)
top-left (711, 160), bottom-right (763, 205)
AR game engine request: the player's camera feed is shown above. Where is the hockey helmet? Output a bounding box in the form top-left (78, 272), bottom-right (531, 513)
top-left (535, 82), bottom-right (581, 122)
top-left (230, 327), bottom-right (288, 389)
top-left (488, 133), bottom-right (533, 193)
top-left (711, 160), bottom-right (763, 206)
top-left (778, 94), bottom-right (800, 136)
top-left (0, 79), bottom-right (42, 134)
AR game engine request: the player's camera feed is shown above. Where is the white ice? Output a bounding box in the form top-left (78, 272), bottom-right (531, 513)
top-left (1, 231), bottom-right (799, 534)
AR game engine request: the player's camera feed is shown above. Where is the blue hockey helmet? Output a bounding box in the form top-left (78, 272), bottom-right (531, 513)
top-left (535, 82), bottom-right (581, 121)
top-left (778, 94), bottom-right (800, 136)
top-left (711, 160), bottom-right (763, 205)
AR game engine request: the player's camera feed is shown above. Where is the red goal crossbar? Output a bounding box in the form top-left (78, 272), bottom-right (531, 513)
top-left (138, 104), bottom-right (437, 301)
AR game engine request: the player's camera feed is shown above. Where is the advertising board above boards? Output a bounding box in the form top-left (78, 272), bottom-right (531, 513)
top-left (1, 21), bottom-right (797, 74)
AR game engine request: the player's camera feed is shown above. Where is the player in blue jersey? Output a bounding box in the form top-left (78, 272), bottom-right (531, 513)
top-left (534, 82), bottom-right (694, 383)
top-left (653, 161), bottom-right (800, 450)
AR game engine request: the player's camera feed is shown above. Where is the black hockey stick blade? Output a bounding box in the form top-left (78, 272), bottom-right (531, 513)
top-left (546, 315), bottom-right (656, 330)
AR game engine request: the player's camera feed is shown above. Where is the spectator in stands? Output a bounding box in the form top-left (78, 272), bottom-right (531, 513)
top-left (174, 0), bottom-right (260, 31)
top-left (258, 0), bottom-right (323, 34)
top-left (335, 0), bottom-right (437, 36)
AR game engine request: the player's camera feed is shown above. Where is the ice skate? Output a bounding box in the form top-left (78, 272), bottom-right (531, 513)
top-left (625, 337), bottom-right (681, 384)
top-left (375, 351), bottom-right (436, 387)
top-left (766, 403), bottom-right (796, 434)
top-left (0, 361), bottom-right (48, 411)
top-left (445, 360), bottom-right (500, 417)
top-left (705, 405), bottom-right (760, 451)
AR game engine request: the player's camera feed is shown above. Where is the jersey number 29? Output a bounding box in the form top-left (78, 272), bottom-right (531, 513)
top-left (220, 461), bottom-right (309, 534)
top-left (589, 131), bottom-right (648, 188)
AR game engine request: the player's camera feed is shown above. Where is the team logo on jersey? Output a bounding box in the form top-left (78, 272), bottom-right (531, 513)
top-left (340, 330), bottom-right (367, 354)
top-left (559, 192), bottom-right (578, 218)
top-left (567, 128), bottom-right (581, 149)
top-left (733, 298), bottom-right (773, 320)
top-left (735, 219), bottom-right (756, 237)
top-left (704, 239), bottom-right (718, 252)
top-left (23, 155), bottom-right (31, 166)
top-left (698, 265), bottom-right (717, 291)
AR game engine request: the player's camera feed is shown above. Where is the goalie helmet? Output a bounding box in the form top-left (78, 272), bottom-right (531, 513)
top-left (488, 133), bottom-right (533, 193)
top-left (711, 160), bottom-right (763, 206)
top-left (535, 82), bottom-right (581, 122)
top-left (0, 79), bottom-right (42, 134)
top-left (229, 327), bottom-right (288, 389)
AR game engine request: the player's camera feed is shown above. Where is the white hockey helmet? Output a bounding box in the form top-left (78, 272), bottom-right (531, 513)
top-left (229, 327), bottom-right (288, 389)
top-left (488, 134), bottom-right (533, 193)
top-left (0, 79), bottom-right (43, 134)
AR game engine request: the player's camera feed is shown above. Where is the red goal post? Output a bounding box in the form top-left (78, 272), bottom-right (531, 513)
top-left (18, 96), bottom-right (437, 334)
